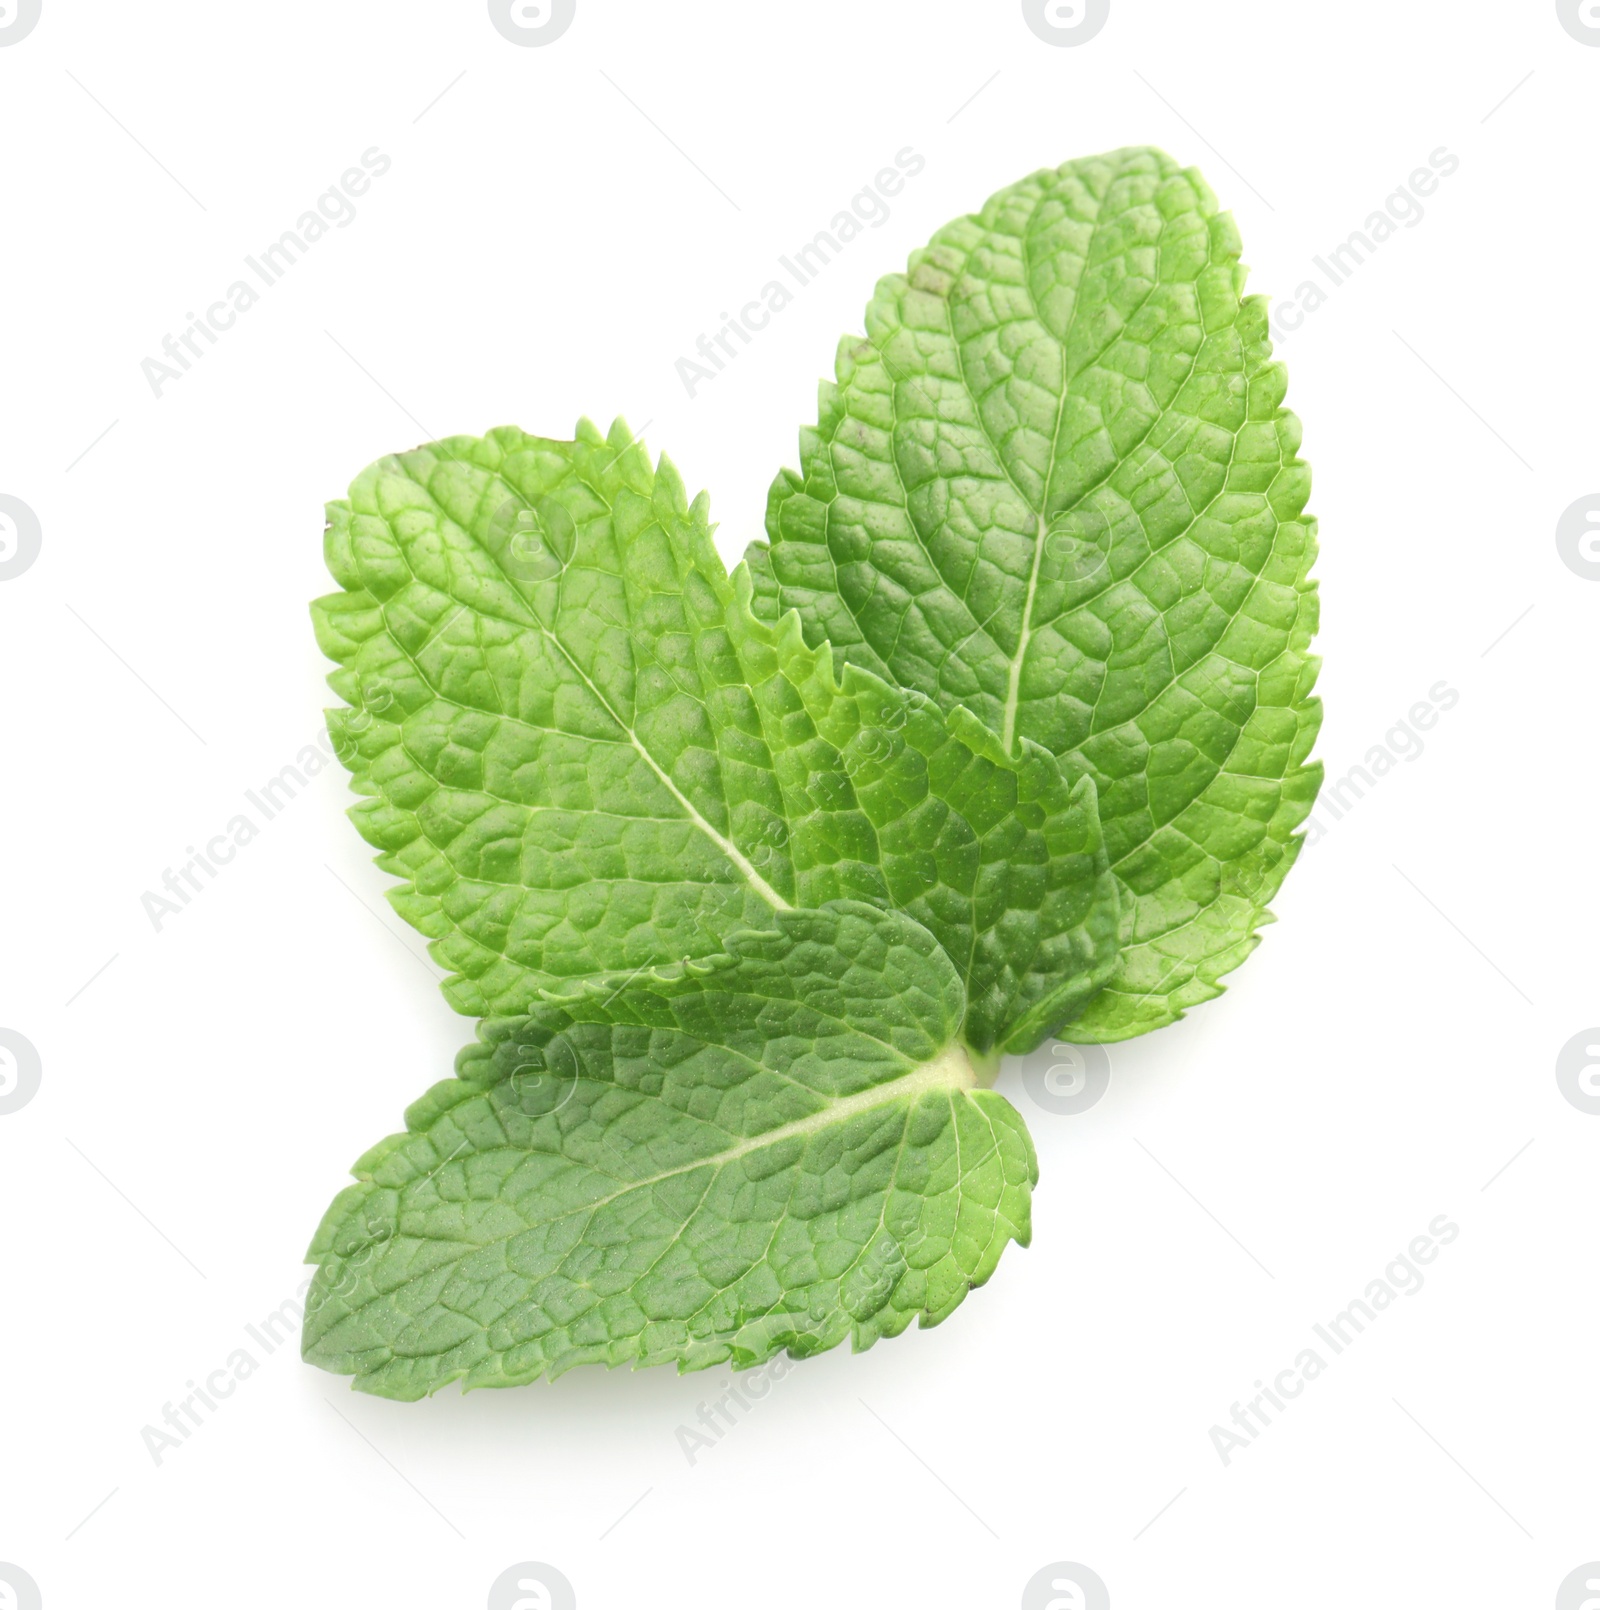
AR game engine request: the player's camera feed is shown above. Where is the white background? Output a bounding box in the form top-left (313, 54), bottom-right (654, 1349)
top-left (2, 2), bottom-right (1596, 1606)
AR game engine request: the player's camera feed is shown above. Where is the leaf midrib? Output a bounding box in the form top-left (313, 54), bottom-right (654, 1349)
top-left (329, 1044), bottom-right (979, 1309)
top-left (905, 158), bottom-right (1210, 761)
top-left (395, 453), bottom-right (794, 915)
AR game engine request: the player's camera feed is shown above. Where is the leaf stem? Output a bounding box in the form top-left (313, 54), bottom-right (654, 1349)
top-left (963, 1043), bottom-right (1003, 1088)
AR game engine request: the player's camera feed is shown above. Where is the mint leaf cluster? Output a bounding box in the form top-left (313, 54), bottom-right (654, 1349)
top-left (303, 146), bottom-right (1321, 1399)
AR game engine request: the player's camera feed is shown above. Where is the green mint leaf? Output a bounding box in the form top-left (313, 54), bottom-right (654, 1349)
top-left (752, 147), bottom-right (1322, 1040)
top-left (302, 903), bottom-right (1034, 1397)
top-left (313, 420), bottom-right (1119, 1054)
top-left (742, 582), bottom-right (1120, 1054)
